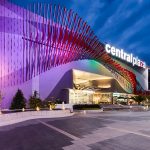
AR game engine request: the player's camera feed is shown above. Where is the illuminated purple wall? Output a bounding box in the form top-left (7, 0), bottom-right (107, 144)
top-left (1, 59), bottom-right (113, 108)
top-left (0, 0), bottom-right (28, 88)
top-left (0, 0), bottom-right (112, 108)
top-left (0, 0), bottom-right (148, 108)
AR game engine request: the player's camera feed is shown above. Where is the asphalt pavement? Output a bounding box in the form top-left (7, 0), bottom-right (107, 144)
top-left (1, 111), bottom-right (150, 150)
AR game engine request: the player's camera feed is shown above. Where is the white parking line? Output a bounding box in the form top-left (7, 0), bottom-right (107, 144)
top-left (37, 120), bottom-right (80, 140)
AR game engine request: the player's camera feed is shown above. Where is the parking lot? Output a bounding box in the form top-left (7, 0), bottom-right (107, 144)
top-left (1, 111), bottom-right (150, 150)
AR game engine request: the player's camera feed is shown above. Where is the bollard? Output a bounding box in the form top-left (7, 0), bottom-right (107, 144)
top-left (49, 105), bottom-right (52, 111)
top-left (36, 106), bottom-right (40, 111)
top-left (62, 102), bottom-right (65, 110)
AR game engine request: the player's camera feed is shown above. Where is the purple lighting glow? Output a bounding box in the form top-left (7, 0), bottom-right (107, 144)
top-left (0, 0), bottom-right (147, 109)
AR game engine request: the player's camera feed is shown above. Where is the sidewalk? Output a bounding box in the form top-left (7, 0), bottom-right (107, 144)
top-left (0, 110), bottom-right (74, 127)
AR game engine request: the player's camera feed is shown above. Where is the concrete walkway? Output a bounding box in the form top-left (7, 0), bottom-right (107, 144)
top-left (0, 110), bottom-right (74, 127)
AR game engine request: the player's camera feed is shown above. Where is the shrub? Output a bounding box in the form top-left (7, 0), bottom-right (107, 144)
top-left (73, 104), bottom-right (100, 110)
top-left (132, 95), bottom-right (146, 105)
top-left (10, 89), bottom-right (26, 109)
top-left (119, 102), bottom-right (127, 105)
top-left (29, 96), bottom-right (42, 109)
top-left (55, 99), bottom-right (63, 104)
top-left (42, 100), bottom-right (49, 108)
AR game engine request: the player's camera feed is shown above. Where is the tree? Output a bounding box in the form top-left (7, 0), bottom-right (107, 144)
top-left (33, 90), bottom-right (38, 98)
top-left (10, 89), bottom-right (26, 109)
top-left (0, 91), bottom-right (3, 109)
top-left (29, 91), bottom-right (42, 109)
top-left (132, 95), bottom-right (146, 105)
top-left (0, 91), bottom-right (4, 113)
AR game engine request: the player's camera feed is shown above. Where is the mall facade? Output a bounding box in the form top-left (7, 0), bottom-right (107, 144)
top-left (0, 0), bottom-right (149, 108)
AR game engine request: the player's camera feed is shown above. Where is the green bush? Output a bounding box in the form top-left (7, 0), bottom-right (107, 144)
top-left (28, 91), bottom-right (43, 109)
top-left (132, 95), bottom-right (146, 105)
top-left (73, 104), bottom-right (100, 110)
top-left (42, 100), bottom-right (50, 108)
top-left (29, 96), bottom-right (42, 109)
top-left (42, 100), bottom-right (57, 109)
top-left (10, 89), bottom-right (26, 109)
top-left (119, 102), bottom-right (127, 105)
top-left (55, 99), bottom-right (63, 104)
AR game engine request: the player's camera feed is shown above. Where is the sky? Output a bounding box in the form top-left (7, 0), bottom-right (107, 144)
top-left (11, 0), bottom-right (150, 66)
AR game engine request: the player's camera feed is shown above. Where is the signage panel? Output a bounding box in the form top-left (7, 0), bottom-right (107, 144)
top-left (105, 44), bottom-right (146, 68)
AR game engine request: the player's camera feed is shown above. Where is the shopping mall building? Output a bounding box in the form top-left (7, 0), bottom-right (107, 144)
top-left (0, 0), bottom-right (150, 108)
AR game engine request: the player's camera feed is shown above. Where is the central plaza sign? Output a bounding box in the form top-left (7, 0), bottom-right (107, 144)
top-left (105, 44), bottom-right (146, 69)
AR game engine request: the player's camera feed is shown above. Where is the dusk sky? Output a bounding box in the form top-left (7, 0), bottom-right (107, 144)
top-left (11, 0), bottom-right (150, 66)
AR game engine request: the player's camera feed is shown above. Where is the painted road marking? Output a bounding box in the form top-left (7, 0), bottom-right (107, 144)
top-left (37, 120), bottom-right (80, 140)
